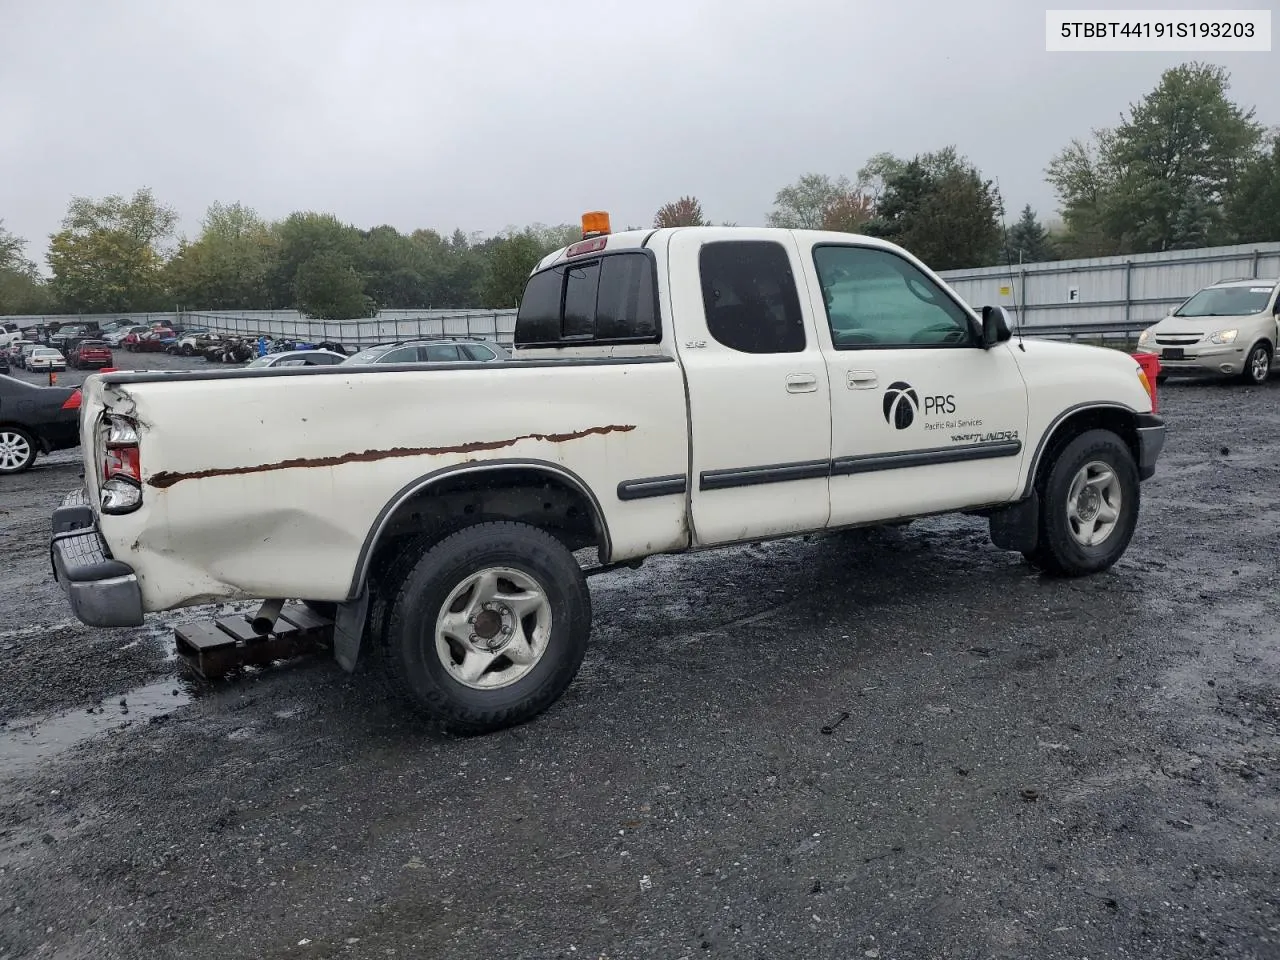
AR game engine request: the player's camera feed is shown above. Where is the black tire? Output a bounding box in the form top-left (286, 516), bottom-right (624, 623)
top-left (1023, 428), bottom-right (1140, 577)
top-left (379, 521), bottom-right (591, 733)
top-left (1155, 373), bottom-right (1167, 385)
top-left (0, 426), bottom-right (38, 474)
top-left (1241, 341), bottom-right (1271, 385)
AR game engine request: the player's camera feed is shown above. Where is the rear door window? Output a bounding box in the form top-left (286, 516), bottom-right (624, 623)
top-left (420, 344), bottom-right (461, 362)
top-left (515, 251), bottom-right (660, 347)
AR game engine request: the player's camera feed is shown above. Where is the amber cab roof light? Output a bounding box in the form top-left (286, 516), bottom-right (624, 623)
top-left (581, 211), bottom-right (611, 239)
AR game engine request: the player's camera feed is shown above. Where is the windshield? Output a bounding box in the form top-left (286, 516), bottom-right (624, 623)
top-left (1175, 284), bottom-right (1275, 317)
top-left (343, 346), bottom-right (390, 364)
top-left (245, 355), bottom-right (273, 367)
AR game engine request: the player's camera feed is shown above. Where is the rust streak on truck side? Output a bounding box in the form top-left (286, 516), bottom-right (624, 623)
top-left (146, 424), bottom-right (637, 490)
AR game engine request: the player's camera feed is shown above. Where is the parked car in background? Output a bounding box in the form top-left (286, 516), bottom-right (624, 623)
top-left (17, 343), bottom-right (43, 369)
top-left (26, 347), bottom-right (67, 372)
top-left (6, 340), bottom-right (36, 367)
top-left (341, 337), bottom-right (511, 365)
top-left (1138, 277), bottom-right (1280, 384)
top-left (244, 349), bottom-right (348, 369)
top-left (105, 325), bottom-right (149, 347)
top-left (69, 340), bottom-right (114, 370)
top-left (125, 328), bottom-right (177, 352)
top-left (0, 353), bottom-right (8, 376)
top-left (167, 327), bottom-right (209, 353)
top-left (0, 377), bottom-right (82, 473)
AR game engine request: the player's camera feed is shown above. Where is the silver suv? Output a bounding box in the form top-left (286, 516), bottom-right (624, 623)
top-left (342, 337), bottom-right (510, 365)
top-left (1138, 278), bottom-right (1280, 385)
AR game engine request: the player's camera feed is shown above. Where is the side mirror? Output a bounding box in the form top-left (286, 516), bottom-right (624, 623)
top-left (980, 305), bottom-right (1013, 348)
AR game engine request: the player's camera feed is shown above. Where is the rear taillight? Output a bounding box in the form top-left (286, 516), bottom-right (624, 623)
top-left (100, 414), bottom-right (142, 514)
top-left (61, 389), bottom-right (81, 411)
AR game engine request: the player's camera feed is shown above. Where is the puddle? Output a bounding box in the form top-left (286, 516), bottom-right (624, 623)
top-left (0, 677), bottom-right (196, 779)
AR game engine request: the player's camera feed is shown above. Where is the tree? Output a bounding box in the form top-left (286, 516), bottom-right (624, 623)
top-left (1047, 63), bottom-right (1265, 254)
top-left (360, 224), bottom-right (434, 309)
top-left (767, 173), bottom-right (875, 233)
top-left (294, 251), bottom-right (371, 320)
top-left (1225, 134), bottom-right (1280, 244)
top-left (855, 152), bottom-right (907, 203)
top-left (0, 220), bottom-right (55, 314)
top-left (1003, 205), bottom-right (1057, 264)
top-left (767, 174), bottom-right (844, 228)
top-left (165, 202), bottom-right (277, 310)
top-left (654, 196), bottom-right (707, 228)
top-left (266, 211), bottom-right (364, 309)
top-left (821, 191), bottom-right (874, 233)
top-left (865, 148), bottom-right (1003, 269)
top-left (46, 188), bottom-right (177, 312)
top-left (478, 225), bottom-right (579, 308)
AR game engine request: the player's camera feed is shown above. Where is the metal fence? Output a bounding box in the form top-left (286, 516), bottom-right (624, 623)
top-left (937, 241), bottom-right (1280, 332)
top-left (183, 310), bottom-right (518, 348)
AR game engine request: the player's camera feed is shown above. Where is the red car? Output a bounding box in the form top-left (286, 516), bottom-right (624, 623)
top-left (125, 328), bottom-right (176, 353)
top-left (68, 339), bottom-right (114, 369)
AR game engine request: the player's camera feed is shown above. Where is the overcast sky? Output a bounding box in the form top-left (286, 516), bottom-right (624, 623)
top-left (1, 0), bottom-right (1275, 267)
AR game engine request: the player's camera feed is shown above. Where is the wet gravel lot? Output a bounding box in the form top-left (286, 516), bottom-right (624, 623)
top-left (2, 361), bottom-right (1278, 960)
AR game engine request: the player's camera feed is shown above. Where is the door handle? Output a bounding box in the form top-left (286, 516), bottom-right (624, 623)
top-left (785, 373), bottom-right (818, 394)
top-left (846, 370), bottom-right (878, 389)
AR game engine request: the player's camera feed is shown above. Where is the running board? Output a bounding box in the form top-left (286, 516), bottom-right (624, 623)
top-left (174, 603), bottom-right (334, 679)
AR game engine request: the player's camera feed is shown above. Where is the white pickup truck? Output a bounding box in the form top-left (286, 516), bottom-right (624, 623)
top-left (50, 220), bottom-right (1166, 732)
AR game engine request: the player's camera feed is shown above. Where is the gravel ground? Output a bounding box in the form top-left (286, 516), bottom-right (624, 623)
top-left (1, 365), bottom-right (1278, 960)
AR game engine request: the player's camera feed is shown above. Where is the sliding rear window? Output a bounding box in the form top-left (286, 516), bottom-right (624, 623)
top-left (515, 251), bottom-right (660, 348)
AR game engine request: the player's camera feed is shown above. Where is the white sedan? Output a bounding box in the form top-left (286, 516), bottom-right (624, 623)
top-left (243, 349), bottom-right (347, 369)
top-left (25, 347), bottom-right (67, 371)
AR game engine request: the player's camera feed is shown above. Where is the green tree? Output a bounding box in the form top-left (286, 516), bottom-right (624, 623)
top-left (478, 225), bottom-right (579, 308)
top-left (360, 225), bottom-right (434, 309)
top-left (1225, 134), bottom-right (1280, 244)
top-left (0, 221), bottom-right (55, 314)
top-left (165, 202), bottom-right (277, 309)
top-left (294, 251), bottom-right (371, 320)
top-left (865, 148), bottom-right (1003, 269)
top-left (266, 212), bottom-right (364, 308)
top-left (1003, 204), bottom-right (1057, 264)
top-left (654, 196), bottom-right (708, 228)
top-left (1047, 63), bottom-right (1265, 254)
top-left (46, 188), bottom-right (177, 312)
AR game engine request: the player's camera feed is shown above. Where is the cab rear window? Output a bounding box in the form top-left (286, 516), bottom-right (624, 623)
top-left (515, 251), bottom-right (659, 347)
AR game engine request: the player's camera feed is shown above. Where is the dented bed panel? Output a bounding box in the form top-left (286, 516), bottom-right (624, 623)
top-left (89, 361), bottom-right (691, 611)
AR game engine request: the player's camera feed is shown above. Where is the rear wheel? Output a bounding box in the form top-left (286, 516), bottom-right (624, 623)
top-left (1023, 429), bottom-right (1139, 577)
top-left (1242, 341), bottom-right (1271, 385)
top-left (379, 521), bottom-right (591, 733)
top-left (0, 427), bottom-right (37, 474)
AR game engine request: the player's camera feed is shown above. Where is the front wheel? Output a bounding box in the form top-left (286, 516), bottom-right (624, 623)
top-left (0, 427), bottom-right (37, 474)
top-left (1023, 429), bottom-right (1140, 577)
top-left (380, 521), bottom-right (592, 733)
top-left (1242, 341), bottom-right (1271, 385)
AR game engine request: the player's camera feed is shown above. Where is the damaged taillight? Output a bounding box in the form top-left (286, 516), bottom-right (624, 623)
top-left (100, 414), bottom-right (142, 514)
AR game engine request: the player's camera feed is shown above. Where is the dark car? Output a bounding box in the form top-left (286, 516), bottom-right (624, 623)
top-left (69, 339), bottom-right (114, 369)
top-left (0, 376), bottom-right (81, 474)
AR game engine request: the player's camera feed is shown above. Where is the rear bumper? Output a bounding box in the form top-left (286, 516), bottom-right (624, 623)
top-left (49, 489), bottom-right (144, 628)
top-left (1136, 413), bottom-right (1166, 481)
